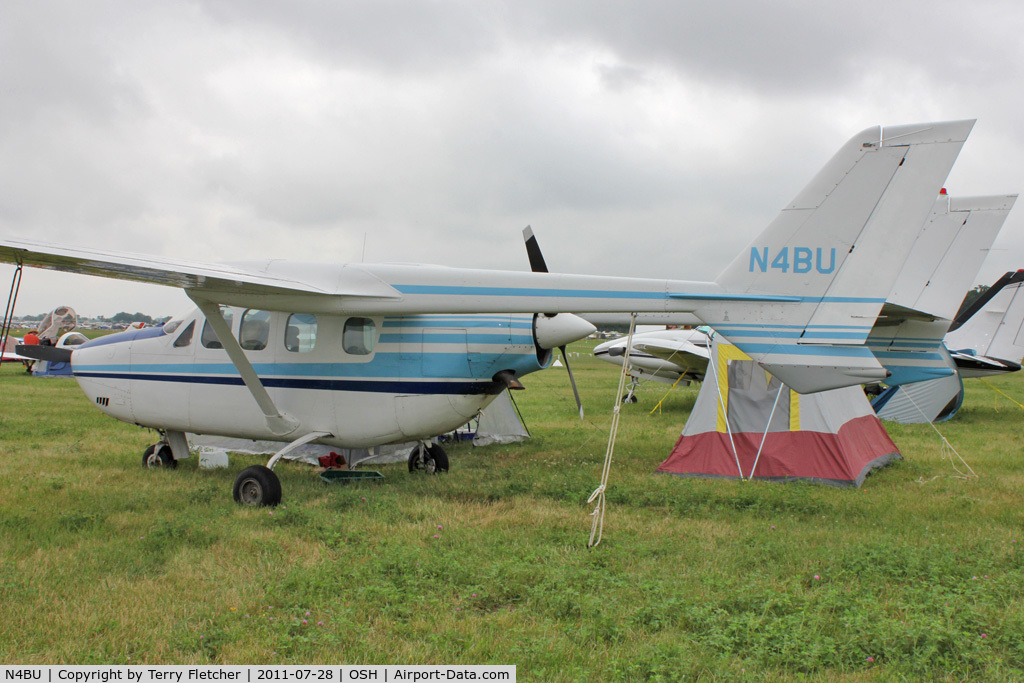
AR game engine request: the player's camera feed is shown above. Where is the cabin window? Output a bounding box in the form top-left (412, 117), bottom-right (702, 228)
top-left (201, 307), bottom-right (234, 349)
top-left (343, 317), bottom-right (376, 355)
top-left (285, 313), bottom-right (318, 353)
top-left (173, 321), bottom-right (195, 348)
top-left (239, 309), bottom-right (272, 351)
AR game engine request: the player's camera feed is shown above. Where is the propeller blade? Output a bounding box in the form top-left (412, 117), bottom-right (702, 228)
top-left (523, 226), bottom-right (549, 273)
top-left (560, 345), bottom-right (584, 420)
top-left (16, 344), bottom-right (72, 362)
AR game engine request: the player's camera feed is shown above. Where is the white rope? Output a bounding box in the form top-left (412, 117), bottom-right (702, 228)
top-left (706, 341), bottom-right (742, 478)
top-left (900, 386), bottom-right (977, 480)
top-left (748, 380), bottom-right (785, 479)
top-left (588, 313), bottom-right (636, 548)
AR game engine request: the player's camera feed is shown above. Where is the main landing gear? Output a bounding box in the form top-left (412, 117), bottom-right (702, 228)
top-left (233, 465), bottom-right (281, 507)
top-left (408, 442), bottom-right (449, 474)
top-left (622, 377), bottom-right (640, 404)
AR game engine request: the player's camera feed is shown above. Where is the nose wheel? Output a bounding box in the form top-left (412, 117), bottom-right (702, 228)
top-left (408, 442), bottom-right (449, 474)
top-left (142, 443), bottom-right (176, 469)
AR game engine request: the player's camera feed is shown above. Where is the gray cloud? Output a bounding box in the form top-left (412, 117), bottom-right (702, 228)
top-left (1, 1), bottom-right (1023, 316)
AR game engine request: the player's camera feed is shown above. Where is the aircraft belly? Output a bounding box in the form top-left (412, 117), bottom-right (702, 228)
top-left (333, 390), bottom-right (405, 445)
top-left (395, 392), bottom-right (489, 441)
top-left (188, 383), bottom-right (269, 438)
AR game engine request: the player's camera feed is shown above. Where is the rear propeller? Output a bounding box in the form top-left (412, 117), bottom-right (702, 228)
top-left (523, 226), bottom-right (584, 420)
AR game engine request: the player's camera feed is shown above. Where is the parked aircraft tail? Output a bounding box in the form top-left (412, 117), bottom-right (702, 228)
top-left (945, 270), bottom-right (1024, 369)
top-left (867, 194), bottom-right (1015, 385)
top-left (698, 120), bottom-right (975, 393)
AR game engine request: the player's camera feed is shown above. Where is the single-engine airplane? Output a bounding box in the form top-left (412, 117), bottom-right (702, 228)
top-left (1, 120), bottom-right (978, 506)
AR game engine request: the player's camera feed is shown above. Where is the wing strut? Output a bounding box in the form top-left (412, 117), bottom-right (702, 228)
top-left (189, 294), bottom-right (300, 437)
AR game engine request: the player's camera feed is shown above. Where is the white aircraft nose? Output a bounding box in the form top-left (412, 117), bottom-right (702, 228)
top-left (534, 313), bottom-right (596, 350)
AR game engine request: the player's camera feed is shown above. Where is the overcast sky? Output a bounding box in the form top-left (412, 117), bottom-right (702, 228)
top-left (2, 0), bottom-right (1023, 317)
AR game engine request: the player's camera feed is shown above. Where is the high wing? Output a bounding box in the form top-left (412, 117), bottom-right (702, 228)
top-left (0, 237), bottom-right (404, 310)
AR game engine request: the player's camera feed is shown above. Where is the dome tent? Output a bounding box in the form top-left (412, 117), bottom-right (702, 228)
top-left (657, 340), bottom-right (900, 487)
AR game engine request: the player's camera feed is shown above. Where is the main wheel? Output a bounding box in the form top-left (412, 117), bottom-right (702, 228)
top-left (426, 443), bottom-right (449, 473)
top-left (233, 465), bottom-right (282, 507)
top-left (142, 444), bottom-right (177, 469)
top-left (408, 443), bottom-right (449, 474)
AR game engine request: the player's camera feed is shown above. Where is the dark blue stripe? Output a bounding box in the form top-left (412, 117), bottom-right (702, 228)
top-left (74, 371), bottom-right (504, 395)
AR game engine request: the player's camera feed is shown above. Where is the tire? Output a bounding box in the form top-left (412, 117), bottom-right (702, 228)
top-left (427, 444), bottom-right (449, 473)
top-left (408, 443), bottom-right (449, 474)
top-left (233, 465), bottom-right (282, 507)
top-left (142, 444), bottom-right (177, 469)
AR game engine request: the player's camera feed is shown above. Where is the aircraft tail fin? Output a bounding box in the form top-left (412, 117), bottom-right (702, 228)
top-left (697, 120), bottom-right (975, 393)
top-left (945, 270), bottom-right (1024, 364)
top-left (865, 193), bottom-right (1015, 385)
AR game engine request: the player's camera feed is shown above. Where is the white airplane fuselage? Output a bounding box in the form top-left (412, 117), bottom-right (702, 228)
top-left (593, 328), bottom-right (711, 385)
top-left (72, 308), bottom-right (563, 448)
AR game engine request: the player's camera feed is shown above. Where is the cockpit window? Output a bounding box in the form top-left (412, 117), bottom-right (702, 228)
top-left (285, 313), bottom-right (317, 352)
top-left (163, 319), bottom-right (183, 335)
top-left (173, 321), bottom-right (195, 348)
top-left (201, 307), bottom-right (234, 349)
top-left (239, 309), bottom-right (271, 351)
top-left (343, 317), bottom-right (376, 355)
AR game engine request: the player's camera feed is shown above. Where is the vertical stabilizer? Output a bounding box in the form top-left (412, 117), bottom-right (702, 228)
top-left (867, 193), bottom-right (1015, 385)
top-left (945, 270), bottom-right (1024, 365)
top-left (698, 120), bottom-right (975, 393)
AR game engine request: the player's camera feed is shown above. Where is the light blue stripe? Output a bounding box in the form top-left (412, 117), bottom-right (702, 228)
top-left (379, 333), bottom-right (532, 345)
top-left (394, 284), bottom-right (800, 302)
top-left (380, 321), bottom-right (532, 331)
top-left (869, 350), bottom-right (946, 362)
top-left (720, 330), bottom-right (869, 340)
top-left (733, 343), bottom-right (876, 358)
top-left (715, 323), bottom-right (874, 331)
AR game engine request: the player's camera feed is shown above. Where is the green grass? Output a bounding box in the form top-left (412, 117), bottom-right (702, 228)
top-left (2, 343), bottom-right (1024, 681)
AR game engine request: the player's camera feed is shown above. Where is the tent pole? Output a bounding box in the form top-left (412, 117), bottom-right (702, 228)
top-left (707, 338), bottom-right (743, 479)
top-left (748, 380), bottom-right (785, 479)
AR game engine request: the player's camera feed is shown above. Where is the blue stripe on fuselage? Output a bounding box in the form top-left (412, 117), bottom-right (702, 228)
top-left (74, 372), bottom-right (504, 395)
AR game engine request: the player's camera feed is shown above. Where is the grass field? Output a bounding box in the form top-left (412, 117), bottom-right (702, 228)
top-left (2, 342), bottom-right (1024, 680)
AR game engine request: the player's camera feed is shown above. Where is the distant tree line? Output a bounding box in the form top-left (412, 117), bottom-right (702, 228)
top-left (953, 284), bottom-right (989, 321)
top-left (108, 312), bottom-right (155, 324)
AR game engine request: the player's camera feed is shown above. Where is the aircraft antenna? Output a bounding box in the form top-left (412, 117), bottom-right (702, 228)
top-left (361, 233), bottom-right (367, 262)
